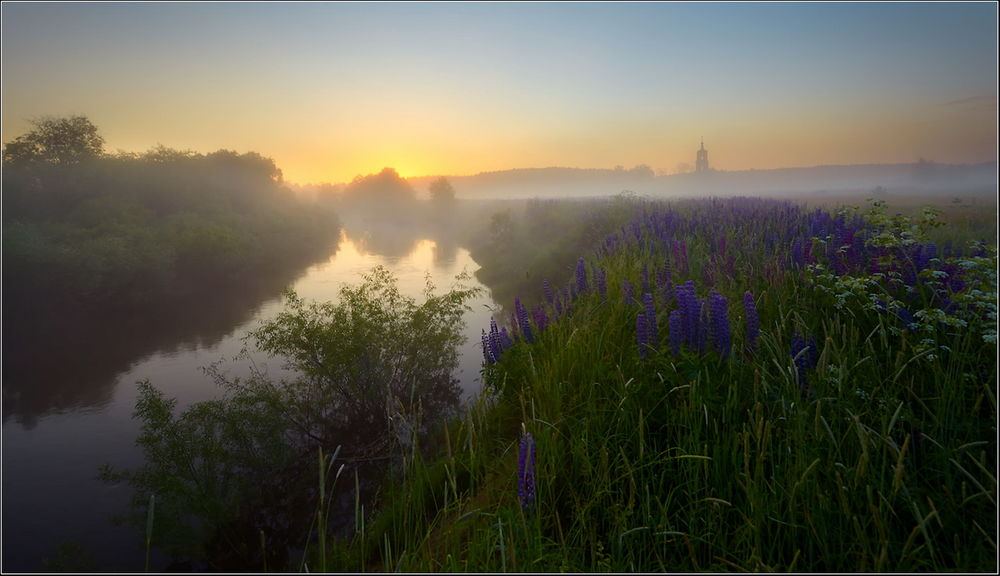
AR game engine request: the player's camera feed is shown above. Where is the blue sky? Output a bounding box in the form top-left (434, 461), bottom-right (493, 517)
top-left (3, 1), bottom-right (996, 183)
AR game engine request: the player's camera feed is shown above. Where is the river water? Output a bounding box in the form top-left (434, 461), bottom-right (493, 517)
top-left (1, 229), bottom-right (498, 572)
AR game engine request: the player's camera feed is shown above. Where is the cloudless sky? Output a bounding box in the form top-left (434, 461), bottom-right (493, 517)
top-left (2, 1), bottom-right (996, 183)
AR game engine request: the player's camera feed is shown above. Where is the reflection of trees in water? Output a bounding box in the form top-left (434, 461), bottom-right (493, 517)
top-left (1, 257), bottom-right (320, 428)
top-left (338, 208), bottom-right (467, 267)
top-left (1, 203), bottom-right (479, 428)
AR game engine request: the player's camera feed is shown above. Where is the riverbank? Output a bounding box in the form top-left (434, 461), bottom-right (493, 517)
top-left (322, 196), bottom-right (997, 572)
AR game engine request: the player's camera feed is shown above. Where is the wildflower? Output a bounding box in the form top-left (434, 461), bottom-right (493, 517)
top-left (657, 262), bottom-right (673, 307)
top-left (623, 279), bottom-right (635, 306)
top-left (481, 329), bottom-right (493, 364)
top-left (791, 330), bottom-right (818, 399)
top-left (532, 305), bottom-right (549, 333)
top-left (642, 293), bottom-right (658, 345)
top-left (499, 326), bottom-right (513, 351)
top-left (575, 258), bottom-right (589, 294)
top-left (484, 319), bottom-right (507, 364)
top-left (708, 290), bottom-right (731, 358)
top-left (637, 313), bottom-right (650, 360)
top-left (743, 290), bottom-right (759, 354)
top-left (675, 281), bottom-right (698, 352)
top-left (515, 298), bottom-right (533, 343)
top-left (518, 432), bottom-right (537, 509)
top-left (596, 268), bottom-right (608, 302)
top-left (543, 279), bottom-right (554, 305)
top-left (669, 309), bottom-right (682, 357)
top-left (696, 297), bottom-right (708, 354)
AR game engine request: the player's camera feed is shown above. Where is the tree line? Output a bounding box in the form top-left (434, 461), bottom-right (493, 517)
top-left (2, 116), bottom-right (341, 324)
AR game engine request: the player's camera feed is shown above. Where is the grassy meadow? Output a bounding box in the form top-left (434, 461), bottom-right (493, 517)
top-left (315, 194), bottom-right (997, 573)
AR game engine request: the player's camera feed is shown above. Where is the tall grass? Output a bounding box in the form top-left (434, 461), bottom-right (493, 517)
top-left (326, 196), bottom-right (996, 572)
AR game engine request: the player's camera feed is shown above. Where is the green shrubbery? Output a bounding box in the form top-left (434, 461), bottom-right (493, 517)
top-left (2, 117), bottom-right (340, 320)
top-left (101, 266), bottom-right (482, 571)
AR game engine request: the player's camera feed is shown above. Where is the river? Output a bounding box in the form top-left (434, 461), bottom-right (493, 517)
top-left (1, 229), bottom-right (498, 572)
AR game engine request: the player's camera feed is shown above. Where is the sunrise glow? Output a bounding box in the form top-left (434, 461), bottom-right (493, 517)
top-left (2, 2), bottom-right (996, 184)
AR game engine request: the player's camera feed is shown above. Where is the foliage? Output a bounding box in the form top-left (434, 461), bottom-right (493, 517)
top-left (2, 117), bottom-right (340, 322)
top-left (3, 115), bottom-right (105, 166)
top-left (338, 167), bottom-right (418, 215)
top-left (429, 177), bottom-right (457, 207)
top-left (102, 267), bottom-right (482, 570)
top-left (249, 266), bottom-right (483, 444)
top-left (468, 194), bottom-right (642, 309)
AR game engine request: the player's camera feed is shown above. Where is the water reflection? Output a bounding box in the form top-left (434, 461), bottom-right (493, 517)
top-left (1, 263), bottom-right (313, 429)
top-left (1, 219), bottom-right (496, 572)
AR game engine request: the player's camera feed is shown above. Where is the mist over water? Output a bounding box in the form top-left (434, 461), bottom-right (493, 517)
top-left (1, 227), bottom-right (496, 572)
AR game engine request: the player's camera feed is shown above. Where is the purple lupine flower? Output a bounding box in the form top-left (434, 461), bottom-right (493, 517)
top-left (641, 264), bottom-right (650, 294)
top-left (696, 297), bottom-right (708, 355)
top-left (637, 313), bottom-right (650, 361)
top-left (543, 280), bottom-right (554, 306)
top-left (743, 291), bottom-right (759, 354)
top-left (500, 326), bottom-right (513, 351)
top-left (790, 237), bottom-right (805, 269)
top-left (486, 319), bottom-right (506, 363)
top-left (708, 290), bottom-right (731, 358)
top-left (672, 240), bottom-right (689, 275)
top-left (596, 268), bottom-right (608, 302)
top-left (669, 309), bottom-right (683, 357)
top-left (675, 281), bottom-right (697, 352)
top-left (575, 258), bottom-right (589, 294)
top-left (532, 305), bottom-right (549, 333)
top-left (791, 331), bottom-right (818, 399)
top-left (518, 432), bottom-right (537, 509)
top-left (657, 262), bottom-right (674, 307)
top-left (642, 293), bottom-right (658, 346)
top-left (515, 298), bottom-right (533, 343)
top-left (482, 329), bottom-right (494, 364)
top-left (623, 279), bottom-right (635, 306)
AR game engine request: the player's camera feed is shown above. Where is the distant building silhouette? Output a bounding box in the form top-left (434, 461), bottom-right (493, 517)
top-left (695, 138), bottom-right (710, 173)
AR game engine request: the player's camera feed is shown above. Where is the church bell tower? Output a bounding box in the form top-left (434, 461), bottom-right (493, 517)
top-left (695, 138), bottom-right (710, 173)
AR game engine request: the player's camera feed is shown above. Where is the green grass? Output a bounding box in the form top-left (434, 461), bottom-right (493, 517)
top-left (321, 197), bottom-right (997, 572)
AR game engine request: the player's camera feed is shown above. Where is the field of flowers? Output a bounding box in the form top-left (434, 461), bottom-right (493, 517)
top-left (330, 196), bottom-right (996, 572)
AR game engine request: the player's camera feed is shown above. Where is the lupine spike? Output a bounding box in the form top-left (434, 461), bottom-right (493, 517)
top-left (623, 279), bottom-right (635, 306)
top-left (518, 432), bottom-right (537, 509)
top-left (575, 258), bottom-right (589, 294)
top-left (744, 290), bottom-right (759, 354)
top-left (669, 309), bottom-right (682, 357)
top-left (515, 298), bottom-right (533, 344)
top-left (791, 330), bottom-right (818, 399)
top-left (708, 290), bottom-right (731, 358)
top-left (637, 313), bottom-right (649, 360)
top-left (642, 293), bottom-right (658, 346)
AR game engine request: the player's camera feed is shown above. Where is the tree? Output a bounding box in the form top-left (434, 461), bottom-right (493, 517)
top-left (341, 167), bottom-right (417, 215)
top-left (429, 176), bottom-right (457, 206)
top-left (3, 115), bottom-right (105, 166)
top-left (100, 266), bottom-right (482, 569)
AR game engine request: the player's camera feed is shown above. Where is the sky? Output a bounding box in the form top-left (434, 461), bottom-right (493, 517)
top-left (2, 1), bottom-right (997, 184)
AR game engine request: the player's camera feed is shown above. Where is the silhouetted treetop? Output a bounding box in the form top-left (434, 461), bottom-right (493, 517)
top-left (429, 176), bottom-right (456, 206)
top-left (343, 167), bottom-right (417, 207)
top-left (3, 115), bottom-right (105, 166)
